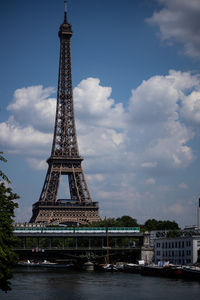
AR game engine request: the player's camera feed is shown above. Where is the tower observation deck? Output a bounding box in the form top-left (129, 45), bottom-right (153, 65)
top-left (30, 6), bottom-right (101, 225)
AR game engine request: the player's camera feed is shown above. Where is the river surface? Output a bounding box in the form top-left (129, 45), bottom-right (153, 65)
top-left (1, 267), bottom-right (200, 300)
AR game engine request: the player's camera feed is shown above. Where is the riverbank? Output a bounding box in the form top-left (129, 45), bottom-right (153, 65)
top-left (18, 259), bottom-right (200, 281)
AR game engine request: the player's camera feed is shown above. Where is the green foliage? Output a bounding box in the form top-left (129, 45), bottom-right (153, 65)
top-left (91, 216), bottom-right (139, 228)
top-left (0, 153), bottom-right (10, 184)
top-left (64, 238), bottom-right (76, 248)
top-left (116, 216), bottom-right (138, 227)
top-left (0, 183), bottom-right (19, 292)
top-left (91, 217), bottom-right (117, 227)
top-left (167, 230), bottom-right (182, 238)
top-left (52, 237), bottom-right (63, 248)
top-left (26, 237), bottom-right (37, 248)
top-left (39, 238), bottom-right (50, 248)
top-left (142, 218), bottom-right (180, 231)
top-left (78, 238), bottom-right (89, 247)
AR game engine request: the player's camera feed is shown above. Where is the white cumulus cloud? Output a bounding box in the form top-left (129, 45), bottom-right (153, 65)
top-left (0, 71), bottom-right (198, 172)
top-left (7, 85), bottom-right (56, 132)
top-left (0, 121), bottom-right (52, 155)
top-left (0, 72), bottom-right (200, 224)
top-left (128, 70), bottom-right (196, 171)
top-left (27, 158), bottom-right (47, 170)
top-left (178, 183), bottom-right (189, 190)
top-left (74, 78), bottom-right (125, 129)
top-left (147, 0), bottom-right (200, 58)
top-left (145, 178), bottom-right (156, 185)
top-left (181, 91), bottom-right (200, 126)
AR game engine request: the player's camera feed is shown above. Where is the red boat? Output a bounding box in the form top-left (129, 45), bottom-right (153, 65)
top-left (141, 265), bottom-right (183, 278)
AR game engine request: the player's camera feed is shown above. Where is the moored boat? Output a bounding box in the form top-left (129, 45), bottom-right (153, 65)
top-left (124, 263), bottom-right (142, 274)
top-left (82, 261), bottom-right (94, 271)
top-left (182, 267), bottom-right (200, 280)
top-left (141, 265), bottom-right (183, 278)
top-left (102, 264), bottom-right (118, 272)
top-left (18, 260), bottom-right (74, 268)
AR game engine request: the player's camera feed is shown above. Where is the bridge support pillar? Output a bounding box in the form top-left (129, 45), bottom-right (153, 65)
top-left (141, 232), bottom-right (154, 264)
top-left (62, 237), bottom-right (65, 249)
top-left (49, 237), bottom-right (52, 249)
top-left (102, 237), bottom-right (104, 248)
top-left (88, 238), bottom-right (91, 249)
top-left (23, 237), bottom-right (26, 249)
top-left (75, 237), bottom-right (78, 249)
top-left (141, 247), bottom-right (154, 265)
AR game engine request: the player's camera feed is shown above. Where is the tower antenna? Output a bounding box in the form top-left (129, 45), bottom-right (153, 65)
top-left (64, 0), bottom-right (67, 22)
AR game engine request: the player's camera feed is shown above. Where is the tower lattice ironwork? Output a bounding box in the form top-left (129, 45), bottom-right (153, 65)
top-left (30, 7), bottom-right (101, 225)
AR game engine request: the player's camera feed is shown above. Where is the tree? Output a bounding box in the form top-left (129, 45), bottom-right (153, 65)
top-left (142, 218), bottom-right (180, 231)
top-left (0, 152), bottom-right (10, 184)
top-left (91, 216), bottom-right (138, 228)
top-left (0, 153), bottom-right (19, 292)
top-left (91, 217), bottom-right (117, 227)
top-left (116, 216), bottom-right (138, 227)
top-left (167, 230), bottom-right (182, 238)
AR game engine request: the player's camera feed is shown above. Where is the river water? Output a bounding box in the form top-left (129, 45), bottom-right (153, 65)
top-left (1, 267), bottom-right (200, 300)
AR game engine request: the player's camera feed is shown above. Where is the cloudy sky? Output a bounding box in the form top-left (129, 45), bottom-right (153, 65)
top-left (0, 0), bottom-right (200, 227)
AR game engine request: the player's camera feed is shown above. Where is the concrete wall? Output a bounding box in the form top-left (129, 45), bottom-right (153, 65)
top-left (141, 247), bottom-right (154, 265)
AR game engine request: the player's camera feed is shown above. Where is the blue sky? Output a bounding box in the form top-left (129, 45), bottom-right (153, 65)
top-left (0, 0), bottom-right (200, 227)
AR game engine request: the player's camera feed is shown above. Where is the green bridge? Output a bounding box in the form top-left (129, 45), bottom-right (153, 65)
top-left (13, 225), bottom-right (153, 264)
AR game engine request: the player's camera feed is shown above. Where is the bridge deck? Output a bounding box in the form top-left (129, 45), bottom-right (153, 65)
top-left (14, 227), bottom-right (143, 237)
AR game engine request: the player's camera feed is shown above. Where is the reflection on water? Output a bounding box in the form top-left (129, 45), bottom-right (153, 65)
top-left (0, 268), bottom-right (200, 300)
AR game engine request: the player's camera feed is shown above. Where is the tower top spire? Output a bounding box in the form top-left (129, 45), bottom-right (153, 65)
top-left (64, 0), bottom-right (68, 23)
top-left (59, 0), bottom-right (72, 37)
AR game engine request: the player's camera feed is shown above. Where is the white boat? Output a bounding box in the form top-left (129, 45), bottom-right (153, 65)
top-left (18, 260), bottom-right (73, 268)
top-left (103, 264), bottom-right (118, 272)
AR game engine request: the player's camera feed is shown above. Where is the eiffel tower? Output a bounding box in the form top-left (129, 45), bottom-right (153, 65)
top-left (30, 5), bottom-right (101, 225)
